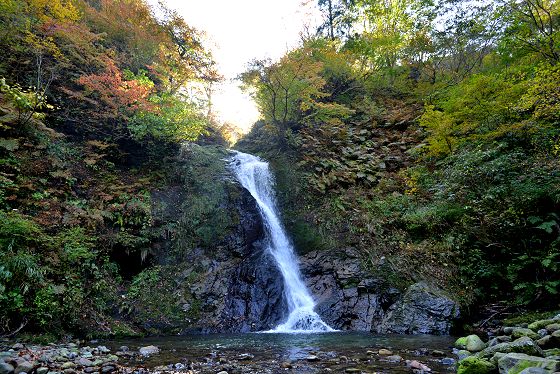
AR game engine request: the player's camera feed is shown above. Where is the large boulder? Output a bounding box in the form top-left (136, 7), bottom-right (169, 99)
top-left (497, 353), bottom-right (560, 374)
top-left (377, 282), bottom-right (460, 334)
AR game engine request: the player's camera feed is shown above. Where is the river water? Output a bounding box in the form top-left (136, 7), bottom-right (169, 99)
top-left (106, 332), bottom-right (456, 373)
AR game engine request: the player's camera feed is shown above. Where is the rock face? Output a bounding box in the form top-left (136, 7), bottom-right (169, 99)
top-left (378, 282), bottom-right (460, 335)
top-left (300, 250), bottom-right (459, 334)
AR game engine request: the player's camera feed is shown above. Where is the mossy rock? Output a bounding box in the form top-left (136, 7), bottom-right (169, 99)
top-left (457, 356), bottom-right (496, 374)
top-left (466, 335), bottom-right (487, 352)
top-left (497, 353), bottom-right (560, 374)
top-left (528, 319), bottom-right (557, 331)
top-left (546, 324), bottom-right (560, 333)
top-left (512, 328), bottom-right (541, 340)
top-left (476, 337), bottom-right (544, 359)
top-left (456, 336), bottom-right (469, 349)
top-left (543, 348), bottom-right (560, 357)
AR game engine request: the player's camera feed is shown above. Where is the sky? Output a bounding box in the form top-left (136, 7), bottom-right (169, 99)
top-left (159, 0), bottom-right (322, 132)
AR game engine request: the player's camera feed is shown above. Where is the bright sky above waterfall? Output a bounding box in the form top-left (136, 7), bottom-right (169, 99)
top-left (157, 0), bottom-right (321, 132)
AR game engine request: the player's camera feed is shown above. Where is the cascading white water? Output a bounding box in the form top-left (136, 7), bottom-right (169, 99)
top-left (231, 151), bottom-right (333, 333)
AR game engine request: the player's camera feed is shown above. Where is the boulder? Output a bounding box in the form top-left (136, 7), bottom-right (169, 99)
top-left (497, 353), bottom-right (560, 374)
top-left (457, 356), bottom-right (496, 374)
top-left (489, 336), bottom-right (512, 347)
top-left (546, 324), bottom-right (560, 333)
top-left (477, 337), bottom-right (544, 359)
top-left (529, 320), bottom-right (557, 331)
top-left (512, 328), bottom-right (541, 340)
top-left (378, 282), bottom-right (460, 335)
top-left (466, 335), bottom-right (487, 352)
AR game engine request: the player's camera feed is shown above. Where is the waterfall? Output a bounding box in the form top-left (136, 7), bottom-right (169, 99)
top-left (231, 151), bottom-right (333, 333)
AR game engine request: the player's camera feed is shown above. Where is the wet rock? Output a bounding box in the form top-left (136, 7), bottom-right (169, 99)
top-left (407, 360), bottom-right (432, 372)
top-left (379, 282), bottom-right (460, 335)
top-left (0, 362), bottom-right (14, 374)
top-left (139, 346), bottom-right (160, 356)
top-left (457, 356), bottom-right (495, 374)
top-left (497, 353), bottom-right (560, 373)
top-left (385, 355), bottom-right (402, 362)
top-left (441, 357), bottom-right (456, 365)
top-left (305, 355), bottom-right (319, 362)
top-left (476, 337), bottom-right (544, 359)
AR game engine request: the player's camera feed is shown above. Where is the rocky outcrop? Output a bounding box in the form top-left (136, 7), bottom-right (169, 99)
top-left (300, 249), bottom-right (459, 334)
top-left (378, 282), bottom-right (460, 335)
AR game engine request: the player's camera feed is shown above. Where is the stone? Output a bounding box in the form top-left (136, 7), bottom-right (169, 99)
top-left (385, 355), bottom-right (402, 362)
top-left (118, 346), bottom-right (129, 352)
top-left (497, 353), bottom-right (560, 374)
top-left (489, 336), bottom-right (512, 347)
top-left (539, 329), bottom-right (550, 337)
top-left (544, 349), bottom-right (560, 357)
top-left (466, 335), bottom-right (487, 352)
top-left (280, 362), bottom-right (292, 369)
top-left (138, 346), bottom-right (159, 356)
top-left (237, 353), bottom-right (254, 361)
top-left (441, 358), bottom-right (456, 365)
top-left (476, 337), bottom-right (544, 359)
top-left (432, 350), bottom-right (445, 357)
top-left (77, 358), bottom-right (93, 367)
top-left (407, 360), bottom-right (432, 372)
top-left (0, 362), bottom-right (14, 374)
top-left (60, 362), bottom-right (76, 370)
top-left (547, 324), bottom-right (560, 333)
top-left (305, 355), bottom-right (319, 361)
top-left (518, 368), bottom-right (551, 374)
top-left (378, 349), bottom-right (393, 355)
top-left (100, 365), bottom-right (115, 373)
top-left (14, 361), bottom-right (34, 374)
top-left (36, 368), bottom-right (49, 374)
top-left (512, 328), bottom-right (541, 340)
top-left (456, 350), bottom-right (472, 361)
top-left (216, 371), bottom-right (228, 374)
top-left (96, 346), bottom-right (110, 354)
top-left (537, 336), bottom-right (552, 348)
top-left (11, 345), bottom-right (23, 351)
top-left (345, 369), bottom-right (360, 373)
top-left (457, 356), bottom-right (496, 374)
top-left (529, 320), bottom-right (557, 331)
top-left (378, 282), bottom-right (460, 335)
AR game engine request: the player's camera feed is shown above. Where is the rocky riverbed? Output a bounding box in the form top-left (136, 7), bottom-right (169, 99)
top-left (453, 313), bottom-right (560, 373)
top-left (0, 333), bottom-right (458, 373)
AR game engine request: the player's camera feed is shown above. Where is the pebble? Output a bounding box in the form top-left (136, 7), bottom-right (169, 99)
top-left (378, 348), bottom-right (393, 355)
top-left (441, 357), bottom-right (456, 365)
top-left (431, 350), bottom-right (445, 357)
top-left (280, 361), bottom-right (292, 369)
top-left (305, 355), bottom-right (320, 361)
top-left (385, 355), bottom-right (402, 362)
top-left (237, 353), bottom-right (254, 360)
top-left (216, 371), bottom-right (228, 374)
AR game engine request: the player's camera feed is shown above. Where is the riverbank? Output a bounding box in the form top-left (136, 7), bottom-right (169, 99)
top-left (0, 333), bottom-right (458, 373)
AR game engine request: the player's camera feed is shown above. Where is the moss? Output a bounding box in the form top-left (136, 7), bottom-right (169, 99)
top-left (503, 311), bottom-right (559, 326)
top-left (455, 336), bottom-right (469, 349)
top-left (457, 356), bottom-right (496, 374)
top-left (528, 319), bottom-right (557, 331)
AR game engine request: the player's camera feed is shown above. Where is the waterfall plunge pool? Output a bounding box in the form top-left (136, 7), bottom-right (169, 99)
top-left (103, 332), bottom-right (457, 373)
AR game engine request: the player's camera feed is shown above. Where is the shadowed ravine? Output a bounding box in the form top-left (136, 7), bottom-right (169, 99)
top-left (231, 151), bottom-right (333, 333)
